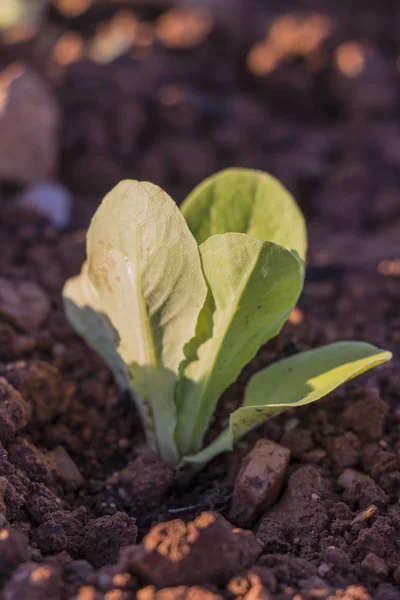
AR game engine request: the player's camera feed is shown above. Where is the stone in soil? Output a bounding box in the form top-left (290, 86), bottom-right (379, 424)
top-left (48, 446), bottom-right (84, 492)
top-left (0, 65), bottom-right (59, 185)
top-left (17, 182), bottom-right (72, 230)
top-left (119, 512), bottom-right (260, 587)
top-left (229, 439), bottom-right (290, 528)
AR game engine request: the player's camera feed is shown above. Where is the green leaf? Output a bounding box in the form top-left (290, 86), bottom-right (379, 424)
top-left (65, 180), bottom-right (208, 464)
top-left (181, 168), bottom-right (307, 261)
top-left (63, 262), bottom-right (130, 392)
top-left (175, 233), bottom-right (303, 457)
top-left (63, 263), bottom-right (155, 446)
top-left (184, 342), bottom-right (392, 466)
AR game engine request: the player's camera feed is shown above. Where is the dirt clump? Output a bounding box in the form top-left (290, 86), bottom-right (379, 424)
top-left (0, 361), bottom-right (73, 428)
top-left (326, 432), bottom-right (360, 473)
top-left (109, 448), bottom-right (175, 505)
top-left (341, 390), bottom-right (389, 441)
top-left (81, 512), bottom-right (138, 568)
top-left (266, 466), bottom-right (332, 536)
top-left (0, 378), bottom-right (31, 446)
top-left (119, 512), bottom-right (260, 587)
top-left (32, 508), bottom-right (87, 556)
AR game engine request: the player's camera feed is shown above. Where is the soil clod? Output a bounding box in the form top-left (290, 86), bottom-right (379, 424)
top-left (119, 512), bottom-right (260, 587)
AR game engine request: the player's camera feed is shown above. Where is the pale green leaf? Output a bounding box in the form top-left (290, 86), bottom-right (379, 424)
top-left (175, 233), bottom-right (303, 457)
top-left (181, 168), bottom-right (307, 260)
top-left (63, 262), bottom-right (130, 391)
top-left (67, 180), bottom-right (208, 464)
top-left (63, 263), bottom-right (155, 446)
top-left (184, 342), bottom-right (392, 465)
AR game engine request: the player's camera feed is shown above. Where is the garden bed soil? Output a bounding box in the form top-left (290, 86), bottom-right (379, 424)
top-left (0, 1), bottom-right (400, 599)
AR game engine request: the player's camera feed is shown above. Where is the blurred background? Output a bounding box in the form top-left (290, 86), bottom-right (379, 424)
top-left (0, 0), bottom-right (399, 266)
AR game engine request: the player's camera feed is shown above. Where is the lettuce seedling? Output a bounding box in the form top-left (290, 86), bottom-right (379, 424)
top-left (63, 169), bottom-right (392, 467)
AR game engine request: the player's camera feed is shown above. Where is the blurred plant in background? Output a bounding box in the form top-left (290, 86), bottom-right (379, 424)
top-left (0, 0), bottom-right (398, 241)
top-left (0, 0), bottom-right (48, 31)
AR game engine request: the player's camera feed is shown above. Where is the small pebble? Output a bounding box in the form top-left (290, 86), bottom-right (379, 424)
top-left (18, 182), bottom-right (72, 229)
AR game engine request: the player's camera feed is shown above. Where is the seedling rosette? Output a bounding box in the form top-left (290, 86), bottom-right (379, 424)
top-left (63, 169), bottom-right (392, 467)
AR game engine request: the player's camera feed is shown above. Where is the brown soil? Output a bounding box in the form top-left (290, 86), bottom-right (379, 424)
top-left (0, 1), bottom-right (400, 599)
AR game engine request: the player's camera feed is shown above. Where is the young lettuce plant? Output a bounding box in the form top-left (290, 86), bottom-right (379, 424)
top-left (63, 169), bottom-right (392, 467)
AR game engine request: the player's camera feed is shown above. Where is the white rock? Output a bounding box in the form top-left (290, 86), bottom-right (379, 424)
top-left (18, 182), bottom-right (72, 229)
top-left (0, 64), bottom-right (59, 185)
